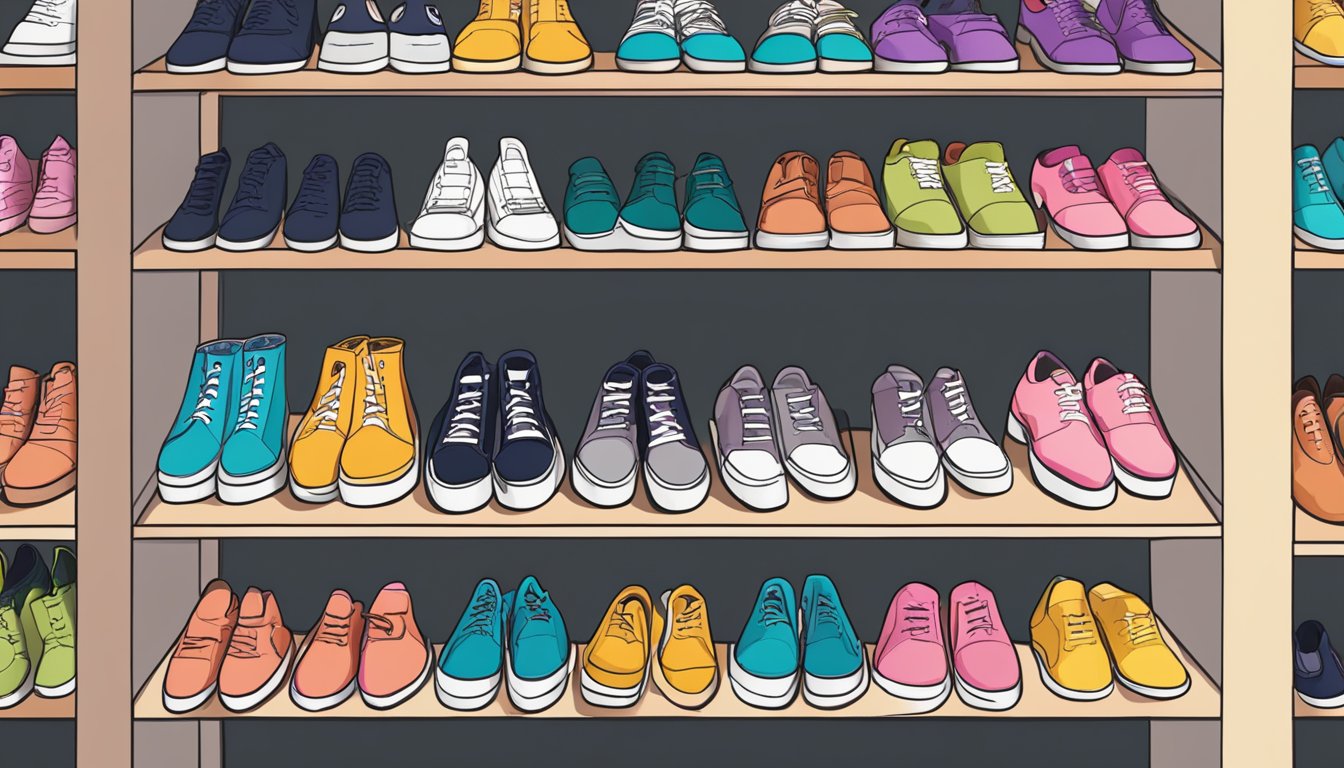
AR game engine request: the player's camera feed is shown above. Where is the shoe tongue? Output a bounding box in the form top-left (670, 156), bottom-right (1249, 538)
top-left (8, 365), bottom-right (38, 383)
top-left (569, 156), bottom-right (605, 178)
top-left (1042, 145), bottom-right (1083, 167)
top-left (1108, 147), bottom-right (1145, 165)
top-left (375, 587), bottom-right (410, 615)
top-left (1296, 145), bottom-right (1324, 163)
top-left (955, 142), bottom-right (1006, 164)
top-left (1049, 369), bottom-right (1075, 386)
top-left (324, 591), bottom-right (353, 618)
top-left (239, 590), bottom-right (266, 621)
top-left (899, 140), bottom-right (939, 161)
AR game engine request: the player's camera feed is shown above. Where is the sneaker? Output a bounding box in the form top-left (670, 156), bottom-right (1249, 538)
top-left (1296, 145), bottom-right (1344, 250)
top-left (676, 0), bottom-right (746, 71)
top-left (283, 154), bottom-right (340, 251)
top-left (942, 141), bottom-right (1043, 249)
top-left (1030, 145), bottom-right (1128, 250)
top-left (683, 153), bottom-right (749, 251)
top-left (27, 137), bottom-right (75, 235)
top-left (1296, 620), bottom-right (1344, 708)
top-left (1007, 350), bottom-right (1116, 508)
top-left (1029, 576), bottom-right (1112, 701)
top-left (318, 1), bottom-right (389, 73)
top-left (870, 365), bottom-right (946, 508)
top-left (562, 157), bottom-right (625, 250)
top-left (1297, 0), bottom-right (1344, 66)
top-left (581, 585), bottom-right (658, 708)
top-left (162, 580), bottom-right (238, 713)
top-left (883, 139), bottom-right (967, 249)
top-left (227, 0), bottom-right (320, 74)
top-left (1088, 583), bottom-right (1189, 699)
top-left (424, 352), bottom-right (497, 513)
top-left (948, 581), bottom-right (1021, 710)
top-left (2, 362), bottom-right (75, 506)
top-left (926, 367), bottom-right (1011, 495)
top-left (0, 545), bottom-right (50, 708)
top-left (0, 136), bottom-right (37, 236)
top-left (1295, 376), bottom-right (1344, 523)
top-left (771, 365), bottom-right (856, 499)
top-left (1083, 0), bottom-right (1193, 73)
top-left (799, 574), bottom-right (867, 709)
top-left (815, 0), bottom-right (873, 72)
top-left (29, 548), bottom-right (75, 699)
top-left (2, 0), bottom-right (76, 62)
top-left (618, 152), bottom-right (682, 251)
top-left (872, 582), bottom-right (949, 707)
top-left (410, 137), bottom-right (485, 251)
top-left (214, 336), bottom-right (286, 504)
top-left (711, 365), bottom-right (788, 511)
top-left (290, 589), bottom-right (364, 711)
top-left (521, 0), bottom-right (592, 73)
top-left (435, 579), bottom-right (508, 710)
top-left (571, 352), bottom-right (646, 508)
top-left (338, 337), bottom-right (419, 506)
top-left (453, 0), bottom-right (522, 72)
top-left (825, 151), bottom-right (893, 249)
top-left (1083, 358), bottom-right (1176, 499)
top-left (617, 0), bottom-right (680, 72)
top-left (219, 586), bottom-right (295, 712)
top-left (653, 585), bottom-right (718, 708)
top-left (729, 577), bottom-right (799, 709)
top-left (487, 137), bottom-right (559, 250)
top-left (167, 0), bottom-right (248, 73)
top-left (871, 2), bottom-right (948, 72)
top-left (0, 366), bottom-right (39, 479)
top-left (339, 152), bottom-right (399, 252)
top-left (1016, 0), bottom-right (1120, 74)
top-left (641, 361), bottom-right (710, 512)
top-left (927, 5), bottom-right (1019, 71)
top-left (217, 143), bottom-right (287, 252)
top-left (492, 349), bottom-right (564, 511)
top-left (359, 582), bottom-right (431, 709)
top-left (288, 335), bottom-right (367, 502)
top-left (163, 150), bottom-right (232, 252)
top-left (505, 575), bottom-right (574, 713)
top-left (157, 340), bottom-right (242, 503)
top-left (756, 151), bottom-right (827, 250)
top-left (1097, 148), bottom-right (1200, 249)
top-left (388, 0), bottom-right (452, 72)
top-left (750, 0), bottom-right (819, 72)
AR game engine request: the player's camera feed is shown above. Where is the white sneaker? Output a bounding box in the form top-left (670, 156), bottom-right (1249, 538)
top-left (389, 2), bottom-right (452, 73)
top-left (410, 137), bottom-right (485, 251)
top-left (487, 138), bottom-right (560, 251)
top-left (318, 1), bottom-right (390, 74)
top-left (3, 0), bottom-right (76, 63)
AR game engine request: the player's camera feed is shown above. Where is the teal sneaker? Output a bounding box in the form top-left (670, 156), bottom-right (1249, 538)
top-left (616, 0), bottom-right (681, 72)
top-left (678, 0), bottom-right (746, 72)
top-left (749, 1), bottom-right (818, 72)
top-left (729, 577), bottom-right (800, 709)
top-left (683, 153), bottom-right (749, 251)
top-left (618, 152), bottom-right (682, 250)
top-left (217, 333), bottom-right (287, 504)
top-left (563, 157), bottom-right (623, 251)
top-left (505, 576), bottom-right (573, 713)
top-left (156, 339), bottom-right (243, 503)
top-left (1296, 144), bottom-right (1344, 250)
top-left (800, 574), bottom-right (868, 708)
top-left (435, 579), bottom-right (508, 710)
top-left (815, 0), bottom-right (873, 72)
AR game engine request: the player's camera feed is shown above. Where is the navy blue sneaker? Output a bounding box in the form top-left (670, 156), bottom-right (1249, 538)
top-left (389, 1), bottom-right (451, 73)
top-left (318, 1), bottom-right (390, 73)
top-left (339, 152), bottom-right (399, 252)
top-left (163, 149), bottom-right (231, 252)
top-left (217, 143), bottom-right (287, 252)
top-left (283, 154), bottom-right (340, 251)
top-left (226, 0), bottom-right (320, 74)
top-left (166, 0), bottom-right (248, 73)
top-left (425, 352), bottom-right (496, 513)
top-left (492, 350), bottom-right (563, 511)
top-left (639, 361), bottom-right (710, 512)
top-left (1296, 620), bottom-right (1344, 709)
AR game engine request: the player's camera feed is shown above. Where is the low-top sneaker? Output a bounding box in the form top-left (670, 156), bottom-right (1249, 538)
top-left (487, 137), bottom-right (559, 250)
top-left (571, 352), bottom-right (648, 508)
top-left (618, 152), bottom-right (682, 251)
top-left (1297, 620), bottom-right (1344, 709)
top-left (289, 589), bottom-right (364, 711)
top-left (436, 579), bottom-right (508, 710)
top-left (949, 581), bottom-right (1021, 710)
top-left (389, 0), bottom-right (452, 73)
top-left (814, 0), bottom-right (873, 72)
top-left (683, 153), bottom-right (749, 251)
top-left (616, 0), bottom-right (680, 72)
top-left (825, 150), bottom-right (893, 248)
top-left (883, 139), bottom-right (967, 249)
top-left (492, 350), bottom-right (564, 511)
top-left (580, 585), bottom-right (658, 708)
top-left (1083, 357), bottom-right (1176, 499)
top-left (339, 152), bottom-right (399, 252)
top-left (2, 0), bottom-right (76, 62)
top-left (1031, 145), bottom-right (1128, 250)
top-left (410, 137), bottom-right (485, 250)
top-left (167, 0), bottom-right (248, 73)
top-left (1016, 0), bottom-right (1121, 74)
top-left (942, 141), bottom-right (1043, 249)
top-left (872, 582), bottom-right (950, 709)
top-left (227, 0), bottom-right (320, 74)
top-left (1082, 0), bottom-right (1194, 73)
top-left (283, 154), bottom-right (340, 251)
top-left (640, 361), bottom-right (710, 512)
top-left (1097, 148), bottom-right (1200, 249)
top-left (729, 577), bottom-right (799, 709)
top-left (425, 352), bottom-right (496, 513)
top-left (1295, 145), bottom-right (1344, 251)
top-left (318, 1), bottom-right (390, 73)
top-left (506, 576), bottom-right (573, 713)
top-left (163, 150), bottom-right (232, 251)
top-left (27, 137), bottom-right (75, 234)
top-left (217, 143), bottom-right (287, 252)
top-left (871, 2), bottom-right (948, 72)
top-left (927, 7), bottom-right (1019, 71)
top-left (771, 365), bottom-right (855, 499)
top-left (750, 0), bottom-right (819, 72)
top-left (871, 365), bottom-right (946, 508)
top-left (711, 365), bottom-right (788, 512)
top-left (358, 582), bottom-right (431, 710)
top-left (675, 0), bottom-right (746, 71)
top-left (0, 136), bottom-right (37, 236)
top-left (800, 574), bottom-right (867, 709)
top-left (562, 157), bottom-right (624, 250)
top-left (926, 367), bottom-right (1011, 495)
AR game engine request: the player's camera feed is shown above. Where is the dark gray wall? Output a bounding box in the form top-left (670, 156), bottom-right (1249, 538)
top-left (1295, 558), bottom-right (1344, 767)
top-left (0, 271), bottom-right (76, 372)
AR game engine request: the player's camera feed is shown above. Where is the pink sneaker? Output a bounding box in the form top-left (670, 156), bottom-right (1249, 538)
top-left (948, 581), bottom-right (1021, 711)
top-left (871, 582), bottom-right (950, 708)
top-left (0, 136), bottom-right (37, 236)
top-left (1030, 146), bottom-right (1128, 251)
top-left (1083, 357), bottom-right (1177, 499)
top-left (29, 136), bottom-right (76, 235)
top-left (1097, 149), bottom-right (1200, 250)
top-left (1006, 350), bottom-right (1116, 508)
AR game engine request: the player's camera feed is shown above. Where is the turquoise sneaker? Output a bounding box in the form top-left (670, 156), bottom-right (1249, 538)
top-left (156, 339), bottom-right (243, 503)
top-left (800, 574), bottom-right (868, 708)
top-left (750, 1), bottom-right (818, 72)
top-left (505, 576), bottom-right (573, 713)
top-left (217, 333), bottom-right (287, 504)
top-left (678, 0), bottom-right (746, 72)
top-left (435, 579), bottom-right (509, 710)
top-left (616, 0), bottom-right (681, 72)
top-left (618, 152), bottom-right (682, 250)
top-left (729, 577), bottom-right (800, 709)
top-left (683, 153), bottom-right (749, 251)
top-left (815, 0), bottom-right (873, 72)
top-left (1296, 144), bottom-right (1344, 250)
top-left (563, 157), bottom-right (623, 251)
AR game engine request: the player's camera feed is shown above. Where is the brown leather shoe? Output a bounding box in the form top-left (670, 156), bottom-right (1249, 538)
top-left (756, 151), bottom-right (827, 250)
top-left (1294, 375), bottom-right (1344, 523)
top-left (826, 151), bottom-right (895, 249)
top-left (219, 587), bottom-right (294, 712)
top-left (162, 579), bottom-right (239, 714)
top-left (0, 366), bottom-right (40, 477)
top-left (2, 362), bottom-right (74, 505)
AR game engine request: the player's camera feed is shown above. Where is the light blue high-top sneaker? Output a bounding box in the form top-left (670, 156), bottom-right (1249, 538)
top-left (217, 333), bottom-right (288, 504)
top-left (435, 578), bottom-right (510, 711)
top-left (800, 573), bottom-right (868, 708)
top-left (505, 576), bottom-right (573, 713)
top-left (683, 153), bottom-right (749, 251)
top-left (1295, 144), bottom-right (1344, 251)
top-left (729, 577), bottom-right (800, 709)
top-left (156, 339), bottom-right (243, 503)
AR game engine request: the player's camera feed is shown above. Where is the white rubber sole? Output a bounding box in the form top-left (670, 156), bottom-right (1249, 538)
top-left (217, 453), bottom-right (287, 505)
top-left (0, 666), bottom-right (34, 709)
top-left (1041, 214), bottom-right (1129, 250)
top-left (425, 462), bottom-right (493, 513)
top-left (784, 455), bottom-right (857, 500)
top-left (339, 229), bottom-right (400, 253)
top-left (727, 645), bottom-right (799, 709)
top-left (683, 55), bottom-right (745, 72)
top-left (754, 229), bottom-right (829, 250)
top-left (35, 676), bottom-right (75, 698)
top-left (953, 669), bottom-right (1021, 711)
top-left (951, 59), bottom-right (1019, 72)
top-left (654, 589), bottom-right (720, 709)
top-left (829, 228), bottom-right (895, 249)
top-left (162, 233), bottom-right (218, 252)
top-left (216, 224), bottom-right (280, 251)
top-left (1296, 40), bottom-right (1344, 67)
top-left (317, 56), bottom-right (390, 74)
top-left (409, 226), bottom-right (485, 251)
top-left (289, 675), bottom-right (356, 712)
top-left (1122, 58), bottom-right (1195, 74)
top-left (1113, 664), bottom-right (1189, 700)
top-left (942, 453), bottom-right (1013, 496)
top-left (870, 423), bottom-right (947, 509)
top-left (522, 54), bottom-right (592, 74)
top-left (390, 57), bottom-right (452, 74)
top-left (165, 58), bottom-right (226, 73)
top-left (748, 59), bottom-right (817, 73)
top-left (227, 59), bottom-right (309, 74)
top-left (683, 221), bottom-right (750, 251)
top-left (1298, 688), bottom-right (1344, 709)
top-left (873, 669), bottom-right (951, 707)
top-left (157, 461), bottom-right (219, 503)
top-left (451, 55), bottom-right (520, 72)
top-left (283, 233), bottom-right (338, 252)
top-left (580, 665), bottom-right (649, 708)
top-left (1295, 225), bottom-right (1344, 251)
top-left (220, 644), bottom-right (294, 712)
top-left (643, 464), bottom-right (710, 513)
top-left (1032, 648), bottom-right (1113, 701)
top-left (289, 476), bottom-right (338, 503)
top-left (896, 226), bottom-right (968, 249)
top-left (571, 458), bottom-right (637, 508)
top-left (360, 648), bottom-right (431, 710)
top-left (163, 681), bottom-right (215, 714)
top-left (616, 57), bottom-right (680, 73)
top-left (873, 58), bottom-right (948, 73)
top-left (710, 417), bottom-right (787, 511)
top-left (505, 644), bottom-right (575, 713)
top-left (1006, 412), bottom-right (1117, 509)
top-left (803, 662), bottom-right (868, 709)
top-left (567, 219), bottom-right (682, 251)
top-left (487, 220), bottom-right (560, 250)
top-left (1016, 27), bottom-right (1122, 74)
top-left (968, 229), bottom-right (1045, 249)
top-left (1112, 458), bottom-right (1175, 499)
top-left (819, 57), bottom-right (873, 73)
top-left (338, 445), bottom-right (420, 507)
top-left (492, 435), bottom-right (564, 511)
top-left (1130, 230), bottom-right (1202, 249)
top-left (435, 666), bottom-right (502, 711)
top-left (2, 43), bottom-right (75, 58)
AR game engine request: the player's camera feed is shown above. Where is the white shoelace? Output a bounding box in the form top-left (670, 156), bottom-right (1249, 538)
top-left (942, 377), bottom-right (970, 422)
top-left (190, 362), bottom-right (223, 425)
top-left (985, 161), bottom-right (1015, 193)
top-left (595, 380), bottom-right (633, 431)
top-left (235, 360), bottom-right (267, 431)
top-left (497, 148), bottom-right (548, 214)
top-left (1299, 158), bottom-right (1331, 194)
top-left (444, 374), bottom-right (487, 444)
top-left (1116, 375), bottom-right (1152, 415)
top-left (767, 0), bottom-right (818, 31)
top-left (676, 0), bottom-right (729, 36)
top-left (310, 365), bottom-right (346, 432)
top-left (1054, 383), bottom-right (1089, 424)
top-left (898, 388), bottom-right (925, 427)
top-left (361, 356), bottom-right (391, 431)
top-left (426, 148), bottom-right (475, 214)
top-left (25, 0), bottom-right (69, 24)
top-left (646, 381), bottom-right (687, 448)
top-left (739, 392), bottom-right (773, 443)
top-left (504, 368), bottom-right (545, 441)
top-left (786, 392), bottom-right (822, 431)
top-left (909, 157), bottom-right (944, 190)
top-left (629, 0), bottom-right (675, 33)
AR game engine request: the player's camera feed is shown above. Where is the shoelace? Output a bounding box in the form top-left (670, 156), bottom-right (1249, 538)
top-left (942, 376), bottom-right (971, 422)
top-left (227, 626), bottom-right (260, 659)
top-left (346, 161), bottom-right (386, 212)
top-left (292, 166), bottom-right (334, 215)
top-left (900, 601), bottom-right (932, 636)
top-left (241, 0), bottom-right (297, 32)
top-left (738, 390), bottom-right (773, 443)
top-left (880, 3), bottom-right (928, 33)
top-left (476, 0), bottom-right (520, 19)
top-left (498, 153), bottom-right (548, 214)
top-left (985, 161), bottom-right (1015, 194)
top-left (1054, 382), bottom-right (1089, 424)
top-left (35, 380), bottom-right (71, 434)
top-left (518, 588), bottom-right (553, 626)
top-left (898, 385), bottom-right (925, 428)
top-left (1116, 375), bottom-right (1152, 415)
top-left (426, 150), bottom-right (475, 214)
top-left (313, 614), bottom-right (352, 646)
top-left (785, 390), bottom-right (822, 432)
top-left (184, 160), bottom-right (227, 213)
top-left (189, 362), bottom-right (223, 426)
top-left (1116, 160), bottom-right (1166, 204)
top-left (363, 612), bottom-right (397, 636)
top-left (503, 368), bottom-right (545, 441)
top-left (1048, 0), bottom-right (1097, 37)
top-left (1299, 157), bottom-right (1333, 195)
top-left (36, 155), bottom-right (71, 201)
top-left (360, 355), bottom-right (393, 432)
top-left (676, 0), bottom-right (729, 36)
top-left (23, 0), bottom-right (68, 25)
top-left (629, 161), bottom-right (675, 203)
top-left (629, 0), bottom-right (675, 33)
top-left (530, 0), bottom-right (574, 24)
top-left (959, 597), bottom-right (995, 637)
top-left (1313, 0), bottom-right (1344, 20)
top-left (606, 608), bottom-right (642, 642)
top-left (1301, 401), bottom-right (1327, 451)
top-left (595, 378), bottom-right (633, 432)
top-left (461, 590), bottom-right (499, 637)
top-left (672, 598), bottom-right (704, 639)
top-left (1061, 158), bottom-right (1102, 194)
top-left (815, 3), bottom-right (863, 38)
top-left (768, 0), bottom-right (818, 31)
top-left (688, 165), bottom-right (732, 198)
top-left (758, 586), bottom-right (789, 628)
top-left (1061, 602), bottom-right (1097, 651)
top-left (0, 380), bottom-right (31, 423)
top-left (174, 621), bottom-right (229, 660)
top-left (1119, 611), bottom-right (1160, 647)
top-left (233, 158), bottom-right (275, 211)
top-left (908, 157), bottom-right (944, 190)
top-left (309, 364), bottom-right (346, 433)
top-left (809, 593), bottom-right (847, 641)
top-left (234, 358), bottom-right (267, 432)
top-left (646, 379), bottom-right (688, 448)
top-left (444, 373), bottom-right (487, 444)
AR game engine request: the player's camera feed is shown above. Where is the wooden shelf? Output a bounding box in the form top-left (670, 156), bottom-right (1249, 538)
top-left (132, 223), bottom-right (1221, 272)
top-left (0, 490), bottom-right (74, 541)
top-left (0, 692), bottom-right (73, 719)
top-left (0, 225), bottom-right (75, 269)
top-left (1296, 692), bottom-right (1344, 717)
top-left (1295, 52), bottom-right (1344, 89)
top-left (1293, 238), bottom-right (1344, 269)
top-left (1295, 505), bottom-right (1344, 555)
top-left (0, 62), bottom-right (75, 92)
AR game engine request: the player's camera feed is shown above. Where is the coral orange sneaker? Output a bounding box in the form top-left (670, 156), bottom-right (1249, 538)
top-left (0, 366), bottom-right (40, 481)
top-left (359, 582), bottom-right (432, 710)
top-left (162, 580), bottom-right (238, 714)
top-left (290, 589), bottom-right (365, 712)
top-left (756, 151), bottom-right (827, 250)
top-left (3, 362), bottom-right (76, 506)
top-left (522, 0), bottom-right (592, 73)
top-left (288, 336), bottom-right (368, 503)
top-left (454, 0), bottom-right (523, 72)
top-left (581, 585), bottom-right (659, 708)
top-left (338, 338), bottom-right (418, 507)
top-left (218, 587), bottom-right (294, 713)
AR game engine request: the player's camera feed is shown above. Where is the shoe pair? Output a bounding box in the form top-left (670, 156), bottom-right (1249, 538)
top-left (870, 0), bottom-right (1018, 73)
top-left (1296, 619), bottom-right (1344, 708)
top-left (571, 351), bottom-right (710, 513)
top-left (318, 0), bottom-right (452, 73)
top-left (167, 0), bottom-right (319, 74)
top-left (871, 365), bottom-right (1011, 508)
top-left (158, 336), bottom-right (287, 504)
top-left (1017, 0), bottom-right (1194, 74)
top-left (729, 575), bottom-right (867, 709)
top-left (872, 581), bottom-right (1020, 711)
top-left (0, 545), bottom-right (75, 707)
top-left (711, 364), bottom-right (856, 511)
top-left (756, 150), bottom-right (894, 250)
top-left (424, 350), bottom-right (563, 513)
top-left (453, 0), bottom-right (591, 74)
top-left (0, 362), bottom-right (77, 506)
top-left (1, 0), bottom-right (76, 64)
top-left (749, 0), bottom-right (873, 73)
top-left (564, 153), bottom-right (749, 252)
top-left (1294, 142), bottom-right (1344, 250)
top-left (435, 576), bottom-right (574, 713)
top-left (1292, 375), bottom-right (1344, 523)
top-left (0, 136), bottom-right (77, 236)
top-left (616, 0), bottom-right (745, 72)
top-left (1030, 577), bottom-right (1189, 701)
top-left (1298, 0), bottom-right (1344, 66)
top-left (1008, 350), bottom-right (1175, 509)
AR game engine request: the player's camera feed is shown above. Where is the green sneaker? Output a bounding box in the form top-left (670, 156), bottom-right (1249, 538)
top-left (882, 139), bottom-right (967, 249)
top-left (0, 545), bottom-right (51, 708)
top-left (683, 153), bottom-right (749, 252)
top-left (942, 142), bottom-right (1045, 249)
top-left (32, 547), bottom-right (74, 698)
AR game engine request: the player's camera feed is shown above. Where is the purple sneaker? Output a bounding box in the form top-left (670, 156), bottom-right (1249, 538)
top-left (1084, 0), bottom-right (1194, 73)
top-left (927, 12), bottom-right (1019, 71)
top-left (870, 2), bottom-right (949, 73)
top-left (1016, 0), bottom-right (1121, 74)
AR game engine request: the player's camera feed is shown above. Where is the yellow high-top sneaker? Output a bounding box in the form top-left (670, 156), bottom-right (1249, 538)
top-left (337, 337), bottom-right (418, 507)
top-left (453, 0), bottom-right (523, 72)
top-left (522, 0), bottom-right (592, 74)
top-left (288, 335), bottom-right (367, 503)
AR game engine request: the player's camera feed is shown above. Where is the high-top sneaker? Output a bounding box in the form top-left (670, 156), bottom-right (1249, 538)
top-left (28, 137), bottom-right (76, 235)
top-left (218, 334), bottom-right (287, 504)
top-left (0, 366), bottom-right (41, 481)
top-left (0, 137), bottom-right (37, 236)
top-left (339, 337), bottom-right (418, 506)
top-left (289, 336), bottom-right (368, 503)
top-left (0, 545), bottom-right (51, 708)
top-left (2, 0), bottom-right (77, 62)
top-left (158, 340), bottom-right (243, 502)
top-left (3, 362), bottom-right (76, 506)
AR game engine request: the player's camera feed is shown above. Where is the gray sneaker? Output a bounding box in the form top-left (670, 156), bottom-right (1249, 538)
top-left (711, 365), bottom-right (788, 511)
top-left (571, 351), bottom-right (652, 507)
top-left (640, 361), bottom-right (711, 512)
top-left (771, 366), bottom-right (856, 500)
top-left (927, 367), bottom-right (1012, 495)
top-left (870, 365), bottom-right (947, 508)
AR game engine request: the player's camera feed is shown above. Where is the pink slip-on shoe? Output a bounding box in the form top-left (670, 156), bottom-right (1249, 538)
top-left (1083, 357), bottom-right (1177, 499)
top-left (0, 136), bottom-right (37, 236)
top-left (28, 136), bottom-right (76, 235)
top-left (1006, 350), bottom-right (1117, 509)
top-left (949, 581), bottom-right (1022, 711)
top-left (1097, 148), bottom-right (1200, 250)
top-left (1030, 146), bottom-right (1128, 251)
top-left (871, 582), bottom-right (950, 709)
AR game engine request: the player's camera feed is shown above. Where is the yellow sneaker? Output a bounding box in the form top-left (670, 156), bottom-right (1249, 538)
top-left (1030, 576), bottom-right (1114, 701)
top-left (453, 0), bottom-right (523, 73)
top-left (1297, 0), bottom-right (1344, 65)
top-left (288, 335), bottom-right (368, 503)
top-left (522, 0), bottom-right (592, 74)
top-left (581, 585), bottom-right (658, 708)
top-left (652, 584), bottom-right (719, 709)
top-left (1088, 583), bottom-right (1190, 700)
top-left (337, 337), bottom-right (418, 507)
